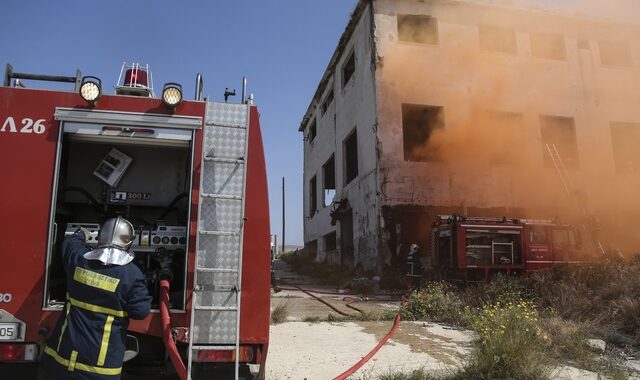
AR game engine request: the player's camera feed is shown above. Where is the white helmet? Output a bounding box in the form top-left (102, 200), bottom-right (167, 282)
top-left (96, 216), bottom-right (134, 251)
top-left (84, 217), bottom-right (135, 265)
top-left (410, 244), bottom-right (419, 253)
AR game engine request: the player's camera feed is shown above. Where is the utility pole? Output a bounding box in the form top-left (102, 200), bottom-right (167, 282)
top-left (282, 177), bottom-right (285, 253)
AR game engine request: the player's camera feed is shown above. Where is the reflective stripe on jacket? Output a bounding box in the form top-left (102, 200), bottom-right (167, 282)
top-left (46, 232), bottom-right (151, 380)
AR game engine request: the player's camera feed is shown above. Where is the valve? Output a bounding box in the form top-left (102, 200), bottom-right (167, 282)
top-left (154, 247), bottom-right (174, 282)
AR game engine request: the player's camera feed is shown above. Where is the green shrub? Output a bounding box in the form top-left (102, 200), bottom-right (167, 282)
top-left (462, 299), bottom-right (549, 380)
top-left (400, 282), bottom-right (463, 324)
top-left (461, 272), bottom-right (533, 308)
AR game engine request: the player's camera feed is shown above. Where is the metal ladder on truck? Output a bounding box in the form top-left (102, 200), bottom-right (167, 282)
top-left (187, 102), bottom-right (251, 379)
top-left (545, 143), bottom-right (606, 256)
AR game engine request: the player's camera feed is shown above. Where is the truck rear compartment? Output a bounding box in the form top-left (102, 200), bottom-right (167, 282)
top-left (46, 128), bottom-right (193, 310)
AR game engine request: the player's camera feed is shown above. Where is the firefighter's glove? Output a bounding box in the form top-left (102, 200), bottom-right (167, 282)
top-left (75, 227), bottom-right (92, 242)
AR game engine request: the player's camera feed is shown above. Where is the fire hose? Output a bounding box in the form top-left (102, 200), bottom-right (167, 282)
top-left (159, 279), bottom-right (187, 380)
top-left (275, 282), bottom-right (404, 379)
top-left (332, 312), bottom-right (402, 380)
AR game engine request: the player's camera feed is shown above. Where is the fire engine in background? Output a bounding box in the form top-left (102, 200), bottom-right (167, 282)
top-left (430, 215), bottom-right (595, 281)
top-left (0, 63), bottom-right (271, 379)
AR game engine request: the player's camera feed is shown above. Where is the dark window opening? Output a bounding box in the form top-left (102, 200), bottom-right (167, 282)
top-left (479, 25), bottom-right (517, 54)
top-left (610, 122), bottom-right (640, 171)
top-left (344, 130), bottom-right (358, 185)
top-left (321, 90), bottom-right (334, 115)
top-left (397, 14), bottom-right (439, 44)
top-left (309, 175), bottom-right (317, 216)
top-left (342, 51), bottom-right (355, 88)
top-left (323, 155), bottom-right (336, 207)
top-left (402, 104), bottom-right (444, 162)
top-left (308, 119), bottom-right (316, 143)
top-left (324, 231), bottom-right (337, 254)
top-left (599, 41), bottom-right (632, 67)
top-left (540, 115), bottom-right (579, 169)
top-left (530, 33), bottom-right (566, 60)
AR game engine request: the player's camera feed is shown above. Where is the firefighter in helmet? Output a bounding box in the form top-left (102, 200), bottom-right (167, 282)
top-left (406, 243), bottom-right (424, 291)
top-left (44, 217), bottom-right (151, 380)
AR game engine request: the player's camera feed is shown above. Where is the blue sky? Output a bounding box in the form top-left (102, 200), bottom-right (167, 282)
top-left (3, 1), bottom-right (637, 246)
top-left (1, 0), bottom-right (358, 246)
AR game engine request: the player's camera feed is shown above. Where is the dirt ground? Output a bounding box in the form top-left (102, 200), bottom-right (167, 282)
top-left (266, 259), bottom-right (474, 379)
top-left (265, 259), bottom-right (633, 380)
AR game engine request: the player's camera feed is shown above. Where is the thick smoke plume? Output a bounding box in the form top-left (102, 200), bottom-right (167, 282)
top-left (380, 0), bottom-right (640, 253)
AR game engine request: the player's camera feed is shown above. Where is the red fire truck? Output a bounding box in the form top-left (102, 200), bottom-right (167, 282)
top-left (431, 215), bottom-right (592, 281)
top-left (0, 63), bottom-right (271, 379)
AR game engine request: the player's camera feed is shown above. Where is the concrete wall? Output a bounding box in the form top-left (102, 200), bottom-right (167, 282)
top-left (301, 3), bottom-right (381, 270)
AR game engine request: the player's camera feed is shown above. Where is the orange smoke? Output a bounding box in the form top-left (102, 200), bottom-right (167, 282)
top-left (378, 3), bottom-right (640, 253)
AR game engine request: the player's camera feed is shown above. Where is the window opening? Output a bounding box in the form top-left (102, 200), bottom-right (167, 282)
top-left (610, 122), bottom-right (640, 171)
top-left (397, 14), bottom-right (439, 44)
top-left (402, 104), bottom-right (444, 162)
top-left (323, 155), bottom-right (336, 207)
top-left (342, 50), bottom-right (355, 88)
top-left (540, 115), bottom-right (579, 168)
top-left (344, 130), bottom-right (358, 185)
top-left (309, 175), bottom-right (317, 216)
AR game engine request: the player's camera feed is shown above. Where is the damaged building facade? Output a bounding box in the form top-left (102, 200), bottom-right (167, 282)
top-left (300, 0), bottom-right (640, 274)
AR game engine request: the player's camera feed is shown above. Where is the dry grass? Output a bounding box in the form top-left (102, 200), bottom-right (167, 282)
top-left (270, 301), bottom-right (290, 324)
top-left (529, 263), bottom-right (640, 346)
top-left (376, 368), bottom-right (443, 380)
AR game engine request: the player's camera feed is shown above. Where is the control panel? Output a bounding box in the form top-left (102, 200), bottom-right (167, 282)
top-left (64, 223), bottom-right (187, 252)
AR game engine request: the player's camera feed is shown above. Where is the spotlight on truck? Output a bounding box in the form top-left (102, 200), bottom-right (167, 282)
top-left (162, 82), bottom-right (183, 110)
top-left (79, 76), bottom-right (102, 105)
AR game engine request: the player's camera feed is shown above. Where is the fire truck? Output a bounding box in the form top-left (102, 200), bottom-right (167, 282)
top-left (431, 214), bottom-right (593, 281)
top-left (0, 63), bottom-right (271, 379)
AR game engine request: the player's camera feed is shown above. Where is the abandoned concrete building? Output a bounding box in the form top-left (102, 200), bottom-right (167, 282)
top-left (299, 0), bottom-right (640, 274)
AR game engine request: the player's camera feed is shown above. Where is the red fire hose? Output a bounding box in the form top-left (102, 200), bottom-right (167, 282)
top-left (276, 281), bottom-right (405, 378)
top-left (159, 279), bottom-right (187, 380)
top-left (332, 312), bottom-right (402, 380)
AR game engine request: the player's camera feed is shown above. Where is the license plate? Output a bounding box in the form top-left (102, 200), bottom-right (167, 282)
top-left (0, 323), bottom-right (20, 340)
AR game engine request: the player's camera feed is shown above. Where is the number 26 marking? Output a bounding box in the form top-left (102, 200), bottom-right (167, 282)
top-left (1, 117), bottom-right (46, 134)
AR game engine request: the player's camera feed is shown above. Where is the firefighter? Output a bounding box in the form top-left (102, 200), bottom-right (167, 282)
top-left (406, 243), bottom-right (423, 291)
top-left (44, 217), bottom-right (152, 380)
